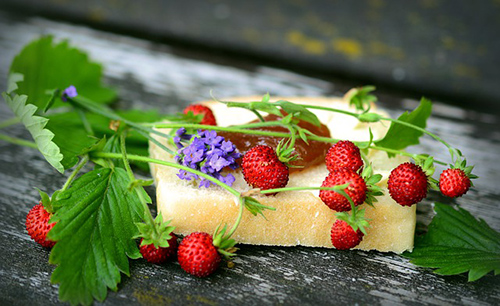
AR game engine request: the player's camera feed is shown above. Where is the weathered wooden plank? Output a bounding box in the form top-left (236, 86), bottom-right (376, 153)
top-left (0, 10), bottom-right (499, 306)
top-left (1, 0), bottom-right (499, 109)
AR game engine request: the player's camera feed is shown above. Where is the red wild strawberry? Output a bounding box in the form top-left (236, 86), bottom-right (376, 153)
top-left (325, 140), bottom-right (363, 173)
top-left (25, 203), bottom-right (56, 248)
top-left (178, 232), bottom-right (221, 277)
top-left (387, 162), bottom-right (428, 206)
top-left (241, 145), bottom-right (289, 191)
top-left (183, 104), bottom-right (217, 126)
top-left (439, 168), bottom-right (471, 198)
top-left (140, 234), bottom-right (178, 264)
top-left (319, 169), bottom-right (367, 212)
top-left (330, 220), bottom-right (364, 250)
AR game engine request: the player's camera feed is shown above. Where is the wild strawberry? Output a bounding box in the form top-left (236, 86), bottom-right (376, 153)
top-left (183, 104), bottom-right (217, 126)
top-left (325, 140), bottom-right (363, 173)
top-left (241, 145), bottom-right (289, 191)
top-left (387, 162), bottom-right (428, 206)
top-left (140, 234), bottom-right (178, 264)
top-left (330, 220), bottom-right (364, 250)
top-left (25, 203), bottom-right (56, 248)
top-left (319, 169), bottom-right (367, 212)
top-left (439, 168), bottom-right (471, 198)
top-left (178, 232), bottom-right (221, 277)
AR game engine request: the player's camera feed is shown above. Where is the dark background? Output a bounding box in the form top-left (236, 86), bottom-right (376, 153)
top-left (0, 1), bottom-right (499, 305)
top-left (1, 0), bottom-right (499, 111)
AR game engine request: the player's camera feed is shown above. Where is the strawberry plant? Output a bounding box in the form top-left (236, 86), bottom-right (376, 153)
top-left (0, 36), bottom-right (498, 305)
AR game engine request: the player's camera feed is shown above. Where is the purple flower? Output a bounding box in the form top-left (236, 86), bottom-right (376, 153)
top-left (61, 85), bottom-right (78, 102)
top-left (173, 128), bottom-right (193, 148)
top-left (174, 128), bottom-right (240, 188)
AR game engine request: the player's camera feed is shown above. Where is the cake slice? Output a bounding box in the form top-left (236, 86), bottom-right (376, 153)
top-left (149, 96), bottom-right (416, 253)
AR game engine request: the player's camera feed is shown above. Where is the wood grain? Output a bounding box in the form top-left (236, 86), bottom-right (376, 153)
top-left (0, 10), bottom-right (499, 305)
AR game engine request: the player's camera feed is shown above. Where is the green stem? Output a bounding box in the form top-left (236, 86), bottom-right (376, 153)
top-left (119, 133), bottom-right (156, 231)
top-left (68, 96), bottom-right (170, 140)
top-left (0, 133), bottom-right (38, 149)
top-left (151, 122), bottom-right (338, 144)
top-left (152, 122), bottom-right (289, 137)
top-left (95, 150), bottom-right (246, 241)
top-left (369, 145), bottom-right (447, 166)
top-left (61, 155), bottom-right (89, 192)
top-left (297, 103), bottom-right (456, 155)
top-left (296, 104), bottom-right (359, 119)
top-left (260, 185), bottom-right (348, 194)
top-left (251, 110), bottom-right (265, 122)
top-left (75, 107), bottom-right (94, 136)
top-left (226, 197), bottom-right (245, 238)
top-left (92, 152), bottom-right (241, 197)
top-left (380, 117), bottom-right (453, 151)
top-left (120, 133), bottom-right (136, 182)
top-left (0, 117), bottom-right (21, 129)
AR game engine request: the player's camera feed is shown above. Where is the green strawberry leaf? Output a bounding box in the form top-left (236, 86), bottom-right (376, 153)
top-left (375, 98), bottom-right (432, 157)
top-left (3, 73), bottom-right (65, 173)
top-left (404, 203), bottom-right (500, 281)
top-left (45, 107), bottom-right (164, 170)
top-left (48, 167), bottom-right (144, 305)
top-left (44, 113), bottom-right (101, 169)
top-left (10, 35), bottom-right (116, 111)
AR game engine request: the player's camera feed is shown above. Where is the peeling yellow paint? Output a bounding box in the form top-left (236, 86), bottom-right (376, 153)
top-left (369, 41), bottom-right (405, 60)
top-left (303, 39), bottom-right (327, 55)
top-left (332, 39), bottom-right (363, 59)
top-left (287, 31), bottom-right (304, 45)
top-left (286, 31), bottom-right (327, 55)
top-left (133, 287), bottom-right (173, 305)
top-left (454, 64), bottom-right (480, 78)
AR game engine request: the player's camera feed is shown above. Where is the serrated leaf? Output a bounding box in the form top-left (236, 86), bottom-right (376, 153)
top-left (44, 112), bottom-right (100, 169)
top-left (46, 109), bottom-right (163, 170)
top-left (3, 74), bottom-right (65, 173)
top-left (10, 36), bottom-right (116, 111)
top-left (404, 203), bottom-right (500, 281)
top-left (48, 168), bottom-right (144, 305)
top-left (375, 98), bottom-right (432, 157)
top-left (7, 72), bottom-right (23, 93)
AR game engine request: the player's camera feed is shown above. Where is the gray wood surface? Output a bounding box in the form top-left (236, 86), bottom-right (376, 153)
top-left (1, 0), bottom-right (499, 108)
top-left (0, 10), bottom-right (499, 306)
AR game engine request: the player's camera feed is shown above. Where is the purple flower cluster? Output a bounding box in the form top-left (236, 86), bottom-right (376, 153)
top-left (61, 85), bottom-right (78, 101)
top-left (174, 128), bottom-right (241, 188)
